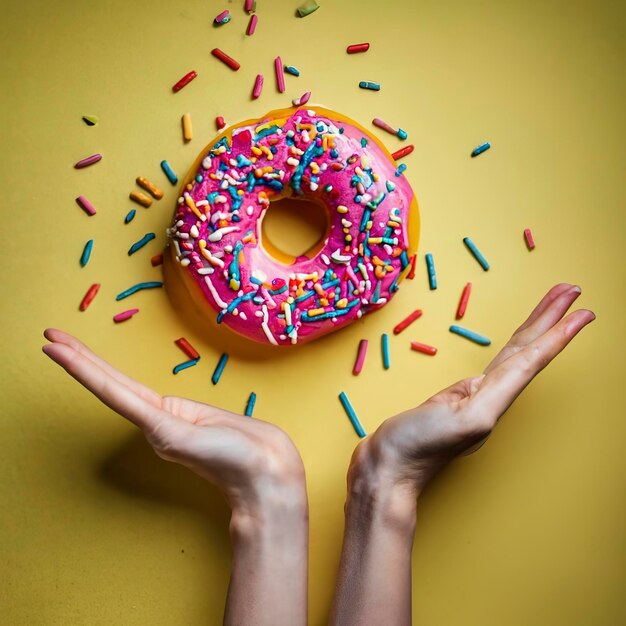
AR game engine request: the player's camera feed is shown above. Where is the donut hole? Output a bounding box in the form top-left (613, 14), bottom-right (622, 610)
top-left (260, 196), bottom-right (330, 263)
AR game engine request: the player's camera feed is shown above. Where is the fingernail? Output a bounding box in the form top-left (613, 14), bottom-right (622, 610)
top-left (571, 285), bottom-right (582, 294)
top-left (585, 310), bottom-right (596, 322)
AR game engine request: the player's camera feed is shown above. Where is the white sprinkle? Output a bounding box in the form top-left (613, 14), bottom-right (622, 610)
top-left (208, 226), bottom-right (239, 242)
top-left (197, 267), bottom-right (214, 275)
top-left (205, 276), bottom-right (228, 308)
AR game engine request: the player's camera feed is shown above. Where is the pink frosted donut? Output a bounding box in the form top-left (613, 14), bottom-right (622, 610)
top-left (166, 106), bottom-right (419, 346)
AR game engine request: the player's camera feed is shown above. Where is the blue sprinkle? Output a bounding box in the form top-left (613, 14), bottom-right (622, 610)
top-left (471, 142), bottom-right (491, 157)
top-left (249, 275), bottom-right (264, 285)
top-left (361, 137), bottom-right (368, 147)
top-left (330, 148), bottom-right (339, 158)
top-left (124, 209), bottom-right (136, 224)
top-left (395, 163), bottom-right (407, 176)
top-left (324, 184), bottom-right (333, 192)
top-left (449, 325), bottom-right (491, 346)
top-left (195, 174), bottom-right (203, 183)
top-left (173, 357), bottom-right (200, 374)
top-left (397, 128), bottom-right (408, 140)
top-left (128, 233), bottom-right (156, 256)
top-left (160, 159), bottom-right (178, 185)
top-left (116, 281), bottom-right (163, 301)
top-left (425, 253), bottom-right (437, 289)
top-left (284, 65), bottom-right (300, 76)
top-left (386, 180), bottom-right (396, 192)
top-left (359, 81), bottom-right (380, 91)
top-left (399, 250), bottom-right (409, 270)
top-left (245, 392), bottom-right (256, 417)
top-left (381, 333), bottom-right (390, 369)
top-left (80, 239), bottom-right (93, 267)
top-left (211, 353), bottom-right (229, 385)
top-left (463, 237), bottom-right (490, 271)
top-left (339, 392), bottom-right (366, 438)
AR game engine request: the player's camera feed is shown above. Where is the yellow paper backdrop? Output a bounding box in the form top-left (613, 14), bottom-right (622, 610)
top-left (1, 1), bottom-right (624, 624)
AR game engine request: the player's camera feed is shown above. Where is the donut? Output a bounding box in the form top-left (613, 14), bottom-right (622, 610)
top-left (165, 106), bottom-right (419, 346)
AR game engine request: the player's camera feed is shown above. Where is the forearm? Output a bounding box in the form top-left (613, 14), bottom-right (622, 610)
top-left (224, 491), bottom-right (309, 626)
top-left (329, 472), bottom-right (418, 626)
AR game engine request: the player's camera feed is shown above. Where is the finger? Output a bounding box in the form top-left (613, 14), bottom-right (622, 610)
top-left (484, 285), bottom-right (581, 375)
top-left (44, 328), bottom-right (162, 408)
top-left (42, 342), bottom-right (186, 441)
top-left (514, 283), bottom-right (575, 333)
top-left (472, 309), bottom-right (595, 423)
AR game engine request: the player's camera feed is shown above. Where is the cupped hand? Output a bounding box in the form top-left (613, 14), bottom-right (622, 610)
top-left (42, 329), bottom-right (306, 517)
top-left (350, 283), bottom-right (595, 497)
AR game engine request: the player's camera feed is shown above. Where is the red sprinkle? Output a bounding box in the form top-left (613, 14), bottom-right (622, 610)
top-left (407, 254), bottom-right (417, 280)
top-left (113, 309), bottom-right (139, 323)
top-left (216, 116), bottom-right (226, 130)
top-left (211, 48), bottom-right (241, 71)
top-left (151, 253), bottom-right (164, 267)
top-left (410, 341), bottom-right (437, 356)
top-left (172, 71), bottom-right (197, 93)
top-left (456, 282), bottom-right (472, 319)
top-left (353, 339), bottom-right (368, 375)
top-left (175, 337), bottom-right (200, 360)
top-left (274, 56), bottom-right (285, 93)
top-left (79, 283), bottom-right (101, 311)
top-left (247, 13), bottom-right (258, 35)
top-left (524, 228), bottom-right (536, 249)
top-left (347, 43), bottom-right (370, 54)
top-left (393, 309), bottom-right (423, 335)
top-left (391, 144), bottom-right (414, 161)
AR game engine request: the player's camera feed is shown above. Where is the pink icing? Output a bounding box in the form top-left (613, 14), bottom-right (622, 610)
top-left (167, 108), bottom-right (416, 346)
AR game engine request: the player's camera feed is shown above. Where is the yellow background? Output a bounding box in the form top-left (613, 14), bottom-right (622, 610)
top-left (1, 1), bottom-right (624, 624)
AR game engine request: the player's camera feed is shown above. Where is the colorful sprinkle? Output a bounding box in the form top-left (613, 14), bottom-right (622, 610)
top-left (182, 113), bottom-right (193, 142)
top-left (393, 309), bottom-right (422, 335)
top-left (175, 337), bottom-right (200, 360)
top-left (252, 74), bottom-right (264, 99)
top-left (347, 43), bottom-right (370, 54)
top-left (116, 281), bottom-right (163, 301)
top-left (407, 254), bottom-right (417, 280)
top-left (124, 209), bottom-right (136, 224)
top-left (359, 81), bottom-right (380, 91)
top-left (82, 115), bottom-right (98, 126)
top-left (245, 0), bottom-right (255, 13)
top-left (216, 116), bottom-right (226, 130)
top-left (211, 353), bottom-right (229, 385)
top-left (113, 309), bottom-right (139, 323)
top-left (245, 392), bottom-right (257, 417)
top-left (449, 325), bottom-right (491, 346)
top-left (80, 239), bottom-right (93, 267)
top-left (471, 142), bottom-right (491, 157)
top-left (425, 253), bottom-right (437, 289)
top-left (410, 341), bottom-right (437, 356)
top-left (151, 253), bottom-right (163, 267)
top-left (456, 282), bottom-right (472, 319)
top-left (211, 48), bottom-right (241, 71)
top-left (353, 339), bottom-right (368, 375)
top-left (292, 91), bottom-right (311, 106)
top-left (275, 56), bottom-right (285, 93)
top-left (339, 391), bottom-right (366, 438)
top-left (395, 163), bottom-right (407, 176)
top-left (372, 117), bottom-right (407, 140)
top-left (160, 160), bottom-right (178, 185)
top-left (173, 358), bottom-right (200, 375)
top-left (391, 144), bottom-right (414, 161)
top-left (247, 13), bottom-right (258, 35)
top-left (76, 195), bottom-right (96, 216)
top-left (524, 228), bottom-right (535, 250)
top-left (297, 0), bottom-right (319, 17)
top-left (128, 233), bottom-right (156, 256)
top-left (136, 176), bottom-right (163, 199)
top-left (74, 153), bottom-right (102, 169)
top-left (381, 333), bottom-right (390, 369)
top-left (129, 191), bottom-right (152, 208)
top-left (463, 237), bottom-right (490, 271)
top-left (284, 65), bottom-right (300, 76)
top-left (172, 71), bottom-right (197, 93)
top-left (214, 10), bottom-right (231, 25)
top-left (79, 283), bottom-right (100, 311)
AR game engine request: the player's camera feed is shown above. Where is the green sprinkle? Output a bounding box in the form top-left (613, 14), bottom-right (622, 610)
top-left (297, 0), bottom-right (319, 17)
top-left (82, 115), bottom-right (98, 126)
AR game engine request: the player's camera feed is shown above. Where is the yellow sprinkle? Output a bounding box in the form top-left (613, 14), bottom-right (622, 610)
top-left (185, 194), bottom-right (203, 219)
top-left (251, 146), bottom-right (263, 156)
top-left (314, 283), bottom-right (325, 296)
top-left (372, 172), bottom-right (379, 182)
top-left (182, 113), bottom-right (193, 142)
top-left (255, 123), bottom-right (271, 133)
top-left (186, 183), bottom-right (193, 190)
top-left (368, 237), bottom-right (383, 244)
top-left (336, 298), bottom-right (348, 309)
top-left (229, 278), bottom-right (240, 291)
top-left (136, 176), bottom-right (163, 200)
top-left (320, 298), bottom-right (329, 306)
top-left (361, 155), bottom-right (370, 169)
top-left (308, 307), bottom-right (325, 317)
top-left (129, 191), bottom-right (152, 207)
top-left (337, 205), bottom-right (348, 213)
top-left (345, 234), bottom-right (352, 242)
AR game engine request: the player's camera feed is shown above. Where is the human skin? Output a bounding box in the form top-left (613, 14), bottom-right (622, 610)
top-left (329, 283), bottom-right (595, 626)
top-left (42, 329), bottom-right (308, 626)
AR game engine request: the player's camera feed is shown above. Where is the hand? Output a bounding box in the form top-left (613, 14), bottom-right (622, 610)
top-left (349, 283), bottom-right (596, 503)
top-left (42, 328), bottom-right (309, 626)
